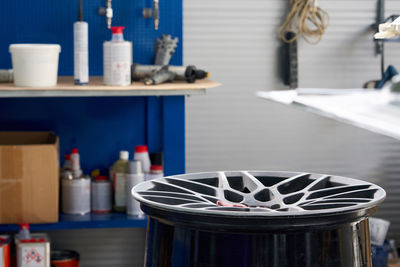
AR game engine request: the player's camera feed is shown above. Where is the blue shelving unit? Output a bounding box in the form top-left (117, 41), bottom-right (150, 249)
top-left (0, 213), bottom-right (148, 232)
top-left (0, 0), bottom-right (189, 231)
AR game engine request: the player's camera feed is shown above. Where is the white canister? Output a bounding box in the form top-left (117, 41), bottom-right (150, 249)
top-left (126, 161), bottom-right (145, 216)
top-left (103, 26), bottom-right (132, 86)
top-left (61, 173), bottom-right (91, 215)
top-left (133, 145), bottom-right (151, 174)
top-left (91, 176), bottom-right (112, 214)
top-left (9, 44), bottom-right (61, 87)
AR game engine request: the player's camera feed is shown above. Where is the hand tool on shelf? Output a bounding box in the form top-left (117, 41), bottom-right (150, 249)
top-left (131, 64), bottom-right (209, 85)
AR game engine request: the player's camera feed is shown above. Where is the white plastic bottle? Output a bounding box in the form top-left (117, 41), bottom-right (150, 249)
top-left (103, 26), bottom-right (132, 86)
top-left (146, 165), bottom-right (164, 181)
top-left (63, 154), bottom-right (72, 170)
top-left (134, 145), bottom-right (151, 175)
top-left (70, 148), bottom-right (82, 178)
top-left (126, 160), bottom-right (145, 216)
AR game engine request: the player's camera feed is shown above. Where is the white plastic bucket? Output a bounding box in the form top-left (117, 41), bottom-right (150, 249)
top-left (9, 44), bottom-right (61, 87)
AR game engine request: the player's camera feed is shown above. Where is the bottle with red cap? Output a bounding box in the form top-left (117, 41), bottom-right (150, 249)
top-left (18, 223), bottom-right (31, 241)
top-left (103, 26), bottom-right (132, 86)
top-left (146, 165), bottom-right (164, 181)
top-left (133, 145), bottom-right (151, 176)
top-left (63, 154), bottom-right (72, 170)
top-left (70, 148), bottom-right (82, 178)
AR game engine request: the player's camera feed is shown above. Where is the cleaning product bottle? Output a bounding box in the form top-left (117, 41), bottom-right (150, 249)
top-left (103, 26), bottom-right (132, 86)
top-left (18, 223), bottom-right (31, 240)
top-left (63, 154), bottom-right (72, 170)
top-left (134, 145), bottom-right (151, 177)
top-left (73, 0), bottom-right (89, 85)
top-left (70, 148), bottom-right (82, 178)
top-left (146, 165), bottom-right (164, 181)
top-left (113, 151), bottom-right (129, 211)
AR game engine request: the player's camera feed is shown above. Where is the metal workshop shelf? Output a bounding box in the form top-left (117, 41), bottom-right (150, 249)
top-left (0, 213), bottom-right (147, 232)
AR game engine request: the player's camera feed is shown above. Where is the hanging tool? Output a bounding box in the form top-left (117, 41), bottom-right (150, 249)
top-left (143, 0), bottom-right (160, 30)
top-left (98, 0), bottom-right (113, 28)
top-left (278, 0), bottom-right (329, 44)
top-left (281, 32), bottom-right (298, 88)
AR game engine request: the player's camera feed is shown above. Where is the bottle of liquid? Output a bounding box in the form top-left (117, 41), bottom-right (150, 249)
top-left (18, 223), bottom-right (31, 240)
top-left (70, 148), bottom-right (82, 178)
top-left (103, 26), bottom-right (132, 86)
top-left (113, 151), bottom-right (129, 212)
top-left (134, 145), bottom-right (151, 176)
top-left (126, 161), bottom-right (145, 216)
top-left (146, 165), bottom-right (164, 181)
top-left (63, 154), bottom-right (72, 170)
top-left (73, 0), bottom-right (89, 85)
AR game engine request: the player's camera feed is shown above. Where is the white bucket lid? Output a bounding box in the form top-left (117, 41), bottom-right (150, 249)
top-left (9, 44), bottom-right (61, 53)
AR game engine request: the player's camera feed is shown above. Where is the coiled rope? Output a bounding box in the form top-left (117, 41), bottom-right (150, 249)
top-left (278, 0), bottom-right (329, 44)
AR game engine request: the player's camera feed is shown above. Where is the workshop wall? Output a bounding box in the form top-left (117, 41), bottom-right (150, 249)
top-left (184, 0), bottom-right (400, 239)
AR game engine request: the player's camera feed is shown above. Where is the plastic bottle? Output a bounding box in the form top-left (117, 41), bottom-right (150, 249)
top-left (146, 165), bottom-right (164, 181)
top-left (103, 26), bottom-right (132, 86)
top-left (113, 151), bottom-right (129, 211)
top-left (126, 161), bottom-right (145, 216)
top-left (70, 148), bottom-right (82, 178)
top-left (134, 145), bottom-right (151, 175)
top-left (18, 223), bottom-right (31, 240)
top-left (63, 154), bottom-right (72, 170)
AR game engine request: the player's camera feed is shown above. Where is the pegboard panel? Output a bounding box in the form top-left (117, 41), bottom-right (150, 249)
top-left (0, 0), bottom-right (183, 174)
top-left (0, 0), bottom-right (183, 75)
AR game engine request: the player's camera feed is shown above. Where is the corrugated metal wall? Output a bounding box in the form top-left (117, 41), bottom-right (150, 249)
top-left (184, 0), bottom-right (400, 239)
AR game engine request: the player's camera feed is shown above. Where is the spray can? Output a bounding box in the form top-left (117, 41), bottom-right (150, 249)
top-left (61, 172), bottom-right (91, 215)
top-left (91, 176), bottom-right (112, 214)
top-left (126, 161), bottom-right (145, 216)
top-left (73, 0), bottom-right (89, 85)
top-left (0, 235), bottom-right (10, 267)
top-left (112, 151), bottom-right (129, 212)
top-left (103, 26), bottom-right (132, 86)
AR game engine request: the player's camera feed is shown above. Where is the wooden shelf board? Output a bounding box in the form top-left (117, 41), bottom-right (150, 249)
top-left (0, 76), bottom-right (221, 98)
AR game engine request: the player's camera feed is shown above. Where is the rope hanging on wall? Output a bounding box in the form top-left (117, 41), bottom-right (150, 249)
top-left (278, 0), bottom-right (329, 44)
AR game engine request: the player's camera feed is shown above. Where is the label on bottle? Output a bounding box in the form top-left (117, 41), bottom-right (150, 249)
top-left (114, 172), bottom-right (126, 208)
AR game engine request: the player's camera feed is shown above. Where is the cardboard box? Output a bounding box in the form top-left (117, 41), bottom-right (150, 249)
top-left (389, 259), bottom-right (400, 267)
top-left (0, 132), bottom-right (59, 223)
